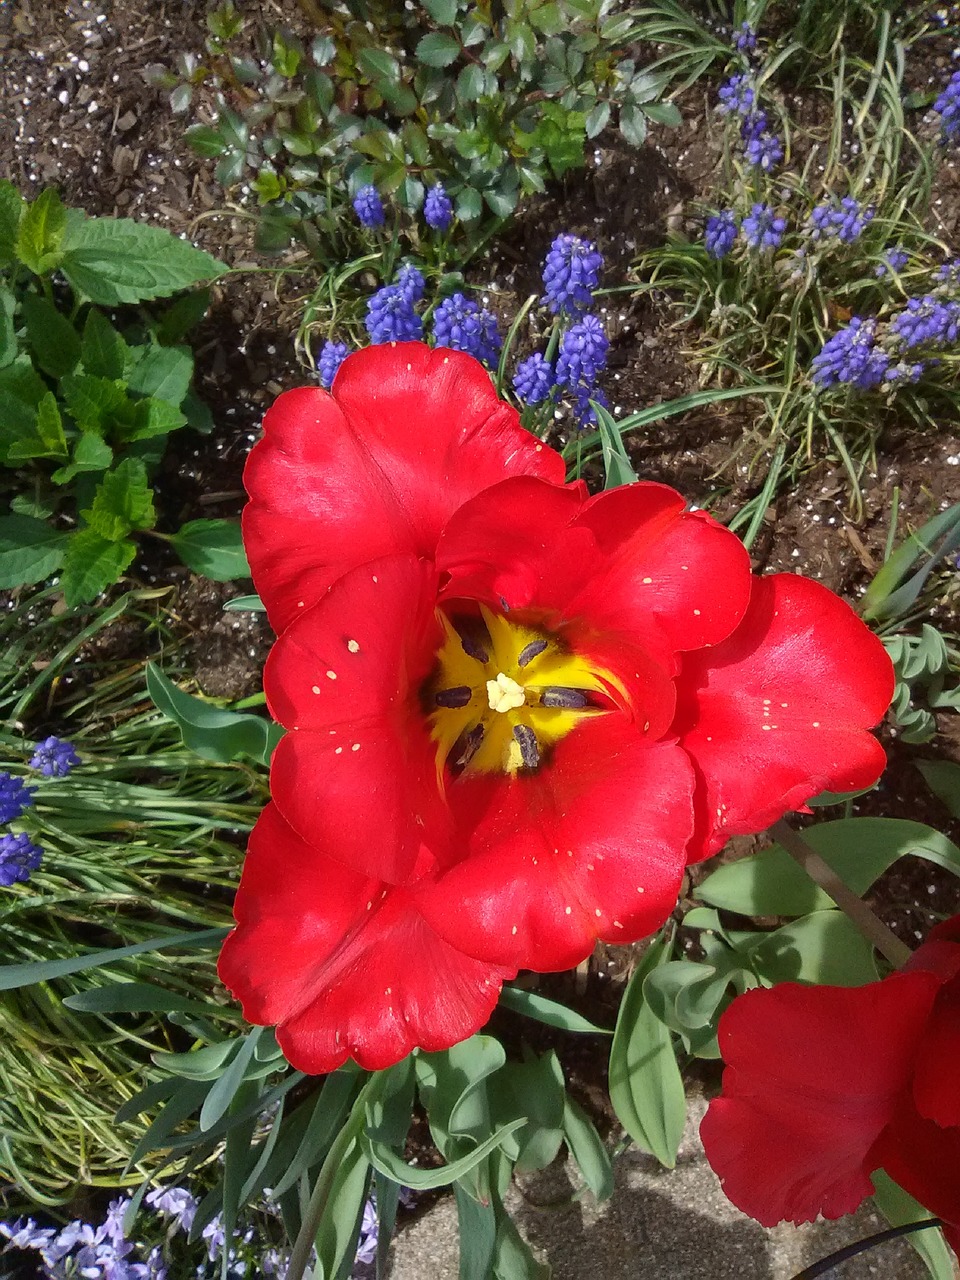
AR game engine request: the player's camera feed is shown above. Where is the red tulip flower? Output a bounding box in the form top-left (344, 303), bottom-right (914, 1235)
top-left (701, 915), bottom-right (960, 1254)
top-left (218, 342), bottom-right (894, 1073)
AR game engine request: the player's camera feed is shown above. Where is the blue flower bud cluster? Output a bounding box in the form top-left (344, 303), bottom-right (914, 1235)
top-left (705, 210), bottom-right (738, 259)
top-left (432, 292), bottom-right (503, 367)
top-left (318, 340), bottom-right (349, 389)
top-left (0, 737), bottom-right (79, 889)
top-left (513, 352), bottom-right (555, 404)
top-left (888, 295), bottom-right (960, 350)
top-left (733, 21), bottom-right (757, 52)
top-left (741, 203), bottom-right (787, 250)
top-left (717, 73), bottom-right (755, 116)
top-left (811, 317), bottom-right (890, 389)
top-left (541, 232), bottom-right (604, 318)
top-left (807, 196), bottom-right (875, 244)
top-left (935, 258), bottom-right (960, 288)
top-left (741, 111), bottom-right (784, 171)
top-left (352, 184), bottom-right (385, 229)
top-left (424, 183), bottom-right (453, 231)
top-left (352, 182), bottom-right (455, 234)
top-left (365, 283), bottom-right (425, 345)
top-left (934, 70), bottom-right (960, 144)
top-left (876, 247), bottom-right (909, 277)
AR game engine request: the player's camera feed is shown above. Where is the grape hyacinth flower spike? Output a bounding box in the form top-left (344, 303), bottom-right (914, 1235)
top-left (542, 233), bottom-right (604, 318)
top-left (365, 284), bottom-right (423, 344)
top-left (0, 772), bottom-right (35, 823)
top-left (424, 183), bottom-right (453, 231)
top-left (513, 352), bottom-right (556, 406)
top-left (432, 292), bottom-right (502, 367)
top-left (318, 340), bottom-right (349, 389)
top-left (353, 184), bottom-right (385, 229)
top-left (741, 204), bottom-right (787, 251)
top-left (705, 211), bottom-right (738, 259)
top-left (0, 832), bottom-right (43, 887)
top-left (29, 735), bottom-right (80, 777)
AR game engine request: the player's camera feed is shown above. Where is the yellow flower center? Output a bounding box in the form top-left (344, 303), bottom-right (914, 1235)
top-left (426, 604), bottom-right (622, 778)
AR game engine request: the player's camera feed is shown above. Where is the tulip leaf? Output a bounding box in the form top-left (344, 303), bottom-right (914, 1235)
top-left (146, 660), bottom-right (282, 764)
top-left (695, 817), bottom-right (960, 917)
top-left (594, 400), bottom-right (638, 489)
top-left (454, 1184), bottom-right (498, 1280)
top-left (200, 1027), bottom-right (263, 1131)
top-left (63, 980), bottom-right (222, 1017)
top-left (871, 1171), bottom-right (956, 1280)
top-left (498, 986), bottom-right (612, 1034)
top-left (562, 1096), bottom-right (614, 1200)
top-left (916, 760), bottom-right (960, 820)
top-left (314, 1137), bottom-right (372, 1280)
top-left (608, 932), bottom-right (686, 1168)
top-left (362, 1120), bottom-right (527, 1189)
top-left (751, 910), bottom-right (880, 986)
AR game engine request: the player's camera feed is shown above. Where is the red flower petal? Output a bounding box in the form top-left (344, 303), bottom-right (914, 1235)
top-left (700, 973), bottom-right (942, 1227)
top-left (244, 344), bottom-right (565, 632)
top-left (420, 717), bottom-right (694, 972)
top-left (217, 804), bottom-right (513, 1074)
top-left (676, 574), bottom-right (894, 860)
top-left (912, 975), bottom-right (960, 1128)
top-left (869, 1096), bottom-right (960, 1243)
top-left (265, 554), bottom-right (450, 884)
top-left (438, 477), bottom-right (752, 669)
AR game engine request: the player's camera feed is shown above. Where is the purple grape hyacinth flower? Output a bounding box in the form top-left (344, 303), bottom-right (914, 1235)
top-left (809, 197), bottom-right (874, 244)
top-left (0, 772), bottom-right (35, 823)
top-left (318, 340), bottom-right (349, 389)
top-left (888, 295), bottom-right (960, 350)
top-left (876, 247), bottom-right (909, 277)
top-left (395, 263), bottom-right (426, 304)
top-left (555, 314), bottom-right (609, 389)
top-left (741, 203), bottom-right (787, 250)
top-left (744, 125), bottom-right (784, 172)
top-left (811, 317), bottom-right (890, 389)
top-left (432, 292), bottom-right (502, 366)
top-left (364, 284), bottom-right (423, 344)
top-left (0, 832), bottom-right (42, 886)
top-left (934, 70), bottom-right (960, 144)
top-left (513, 352), bottom-right (555, 405)
top-left (705, 210), bottom-right (738, 259)
top-left (541, 232), bottom-right (604, 317)
top-left (717, 73), bottom-right (755, 116)
top-left (423, 183), bottom-right (453, 231)
top-left (733, 21), bottom-right (757, 52)
top-left (29, 735), bottom-right (80, 778)
top-left (353, 185), bottom-right (385, 229)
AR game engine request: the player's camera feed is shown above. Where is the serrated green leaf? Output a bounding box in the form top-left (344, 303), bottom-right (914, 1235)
top-left (695, 818), bottom-right (960, 917)
top-left (20, 291), bottom-right (81, 378)
top-left (16, 187), bottom-right (67, 275)
top-left (456, 187), bottom-right (483, 221)
top-left (60, 372), bottom-right (129, 433)
top-left (609, 934), bottom-right (686, 1168)
top-left (456, 62), bottom-right (486, 103)
top-left (145, 660), bottom-right (281, 764)
top-left (80, 458), bottom-right (155, 540)
top-left (0, 285), bottom-right (16, 369)
top-left (358, 47), bottom-right (401, 85)
top-left (60, 529), bottom-right (137, 606)
top-left (125, 396), bottom-right (187, 441)
top-left (170, 518), bottom-right (250, 581)
top-left (643, 100), bottom-right (683, 127)
top-left (619, 103), bottom-right (647, 146)
top-left (71, 431), bottom-right (114, 473)
top-left (0, 514), bottom-right (68, 589)
top-left (155, 288), bottom-right (211, 346)
top-left (417, 32), bottom-right (461, 67)
top-left (34, 391), bottom-right (68, 456)
top-left (81, 308), bottom-right (128, 379)
top-left (184, 124), bottom-right (228, 158)
top-left (0, 180), bottom-right (24, 266)
top-left (423, 0), bottom-right (458, 22)
top-left (61, 214), bottom-right (225, 305)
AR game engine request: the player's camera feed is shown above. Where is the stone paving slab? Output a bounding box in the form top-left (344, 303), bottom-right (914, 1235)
top-left (388, 1094), bottom-right (936, 1280)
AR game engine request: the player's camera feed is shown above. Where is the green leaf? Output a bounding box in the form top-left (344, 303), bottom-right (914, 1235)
top-left (153, 1038), bottom-right (239, 1082)
top-left (126, 343), bottom-right (193, 404)
top-left (498, 986), bottom-right (611, 1035)
top-left (145, 660), bottom-right (282, 765)
top-left (492, 1209), bottom-right (549, 1280)
top-left (223, 593), bottom-right (265, 612)
top-left (417, 32), bottom-right (461, 67)
top-left (71, 431), bottom-right (114, 473)
top-left (200, 1028), bottom-right (263, 1131)
top-left (125, 396), bottom-right (187, 441)
top-left (871, 1171), bottom-right (955, 1280)
top-left (184, 123), bottom-right (228, 158)
top-left (751, 910), bottom-right (879, 986)
top-left (170, 518), bottom-right (250, 581)
top-left (456, 63), bottom-right (486, 103)
top-left (60, 530), bottom-right (137, 607)
top-left (642, 100), bottom-right (683, 127)
top-left (454, 1185), bottom-right (497, 1280)
top-left (595, 401), bottom-right (637, 488)
top-left (20, 292), bottom-right (81, 378)
top-left (608, 934), bottom-right (686, 1168)
top-left (81, 308), bottom-right (128, 379)
top-left (34, 391), bottom-right (68, 457)
top-left (0, 285), bottom-right (16, 369)
top-left (0, 926), bottom-right (226, 991)
top-left (494, 1052), bottom-right (565, 1172)
top-left (16, 187), bottom-right (67, 275)
top-left (562, 1097), bottom-right (613, 1200)
top-left (619, 103), bottom-right (647, 147)
top-left (423, 0), bottom-right (458, 22)
top-left (61, 214), bottom-right (225, 305)
top-left (314, 1139), bottom-right (372, 1280)
top-left (80, 458), bottom-right (155, 540)
top-left (0, 514), bottom-right (67, 589)
top-left (155, 288), bottom-right (211, 345)
top-left (916, 760), bottom-right (960, 820)
top-left (695, 818), bottom-right (960, 917)
top-left (362, 1119), bottom-right (526, 1190)
top-left (358, 47), bottom-right (401, 85)
top-left (0, 180), bottom-right (24, 266)
top-left (60, 372), bottom-right (128, 433)
top-left (63, 981), bottom-right (222, 1017)
top-left (456, 187), bottom-right (483, 221)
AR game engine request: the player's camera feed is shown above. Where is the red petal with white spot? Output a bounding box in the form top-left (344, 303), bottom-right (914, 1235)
top-left (265, 554), bottom-right (450, 884)
top-left (700, 973), bottom-right (941, 1226)
top-left (675, 573), bottom-right (894, 860)
top-left (243, 344), bottom-right (565, 632)
top-left (420, 718), bottom-right (694, 972)
top-left (218, 804), bottom-right (513, 1074)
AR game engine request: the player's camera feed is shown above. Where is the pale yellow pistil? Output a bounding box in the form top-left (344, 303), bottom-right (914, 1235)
top-left (486, 672), bottom-right (526, 714)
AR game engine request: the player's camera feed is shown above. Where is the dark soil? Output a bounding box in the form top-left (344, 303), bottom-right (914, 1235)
top-left (4, 0), bottom-right (960, 1163)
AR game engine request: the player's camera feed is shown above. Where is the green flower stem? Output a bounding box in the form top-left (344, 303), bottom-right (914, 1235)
top-left (769, 819), bottom-right (912, 969)
top-left (286, 1070), bottom-right (382, 1280)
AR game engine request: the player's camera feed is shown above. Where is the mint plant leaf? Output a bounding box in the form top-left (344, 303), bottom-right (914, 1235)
top-left (60, 373), bottom-right (128, 434)
top-left (79, 458), bottom-right (156, 541)
top-left (126, 396), bottom-right (187, 441)
top-left (81, 307), bottom-right (128, 379)
top-left (0, 181), bottom-right (24, 267)
top-left (125, 344), bottom-right (193, 404)
top-left (60, 215), bottom-right (225, 305)
top-left (20, 292), bottom-right (82, 379)
top-left (0, 514), bottom-right (68, 589)
top-left (60, 529), bottom-right (136, 607)
top-left (15, 188), bottom-right (67, 276)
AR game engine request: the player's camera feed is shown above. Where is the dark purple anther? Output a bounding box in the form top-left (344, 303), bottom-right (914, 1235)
top-left (517, 639), bottom-right (548, 667)
top-left (455, 724), bottom-right (485, 767)
top-left (541, 687), bottom-right (589, 709)
top-left (512, 724), bottom-right (540, 769)
top-left (458, 631), bottom-right (489, 663)
top-left (435, 686), bottom-right (473, 709)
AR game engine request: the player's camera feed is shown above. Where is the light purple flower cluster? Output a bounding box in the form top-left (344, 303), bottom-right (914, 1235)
top-left (365, 284), bottom-right (424, 344)
top-left (934, 70), bottom-right (960, 144)
top-left (811, 317), bottom-right (890, 389)
top-left (432, 292), bottom-right (502, 367)
top-left (0, 1196), bottom-right (167, 1280)
top-left (705, 210), bottom-right (738, 259)
top-left (352, 185), bottom-right (385, 229)
top-left (733, 21), bottom-right (757, 52)
top-left (888, 295), bottom-right (960, 350)
top-left (355, 1198), bottom-right (379, 1265)
top-left (0, 832), bottom-right (43, 887)
top-left (30, 736), bottom-right (80, 778)
top-left (935, 257), bottom-right (960, 288)
top-left (555, 314), bottom-right (609, 425)
top-left (0, 772), bottom-right (35, 824)
top-left (808, 196), bottom-right (874, 244)
top-left (318, 339), bottom-right (349, 389)
top-left (876, 247), bottom-right (909, 277)
top-left (717, 73), bottom-right (755, 116)
top-left (741, 203), bottom-right (787, 250)
top-left (513, 352), bottom-right (556, 405)
top-left (423, 183), bottom-right (453, 231)
top-left (741, 111), bottom-right (784, 171)
top-left (541, 233), bottom-right (604, 318)
top-left (395, 264), bottom-right (426, 304)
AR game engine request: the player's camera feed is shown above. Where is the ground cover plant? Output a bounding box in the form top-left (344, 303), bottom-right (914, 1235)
top-left (2, 2), bottom-right (960, 1279)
